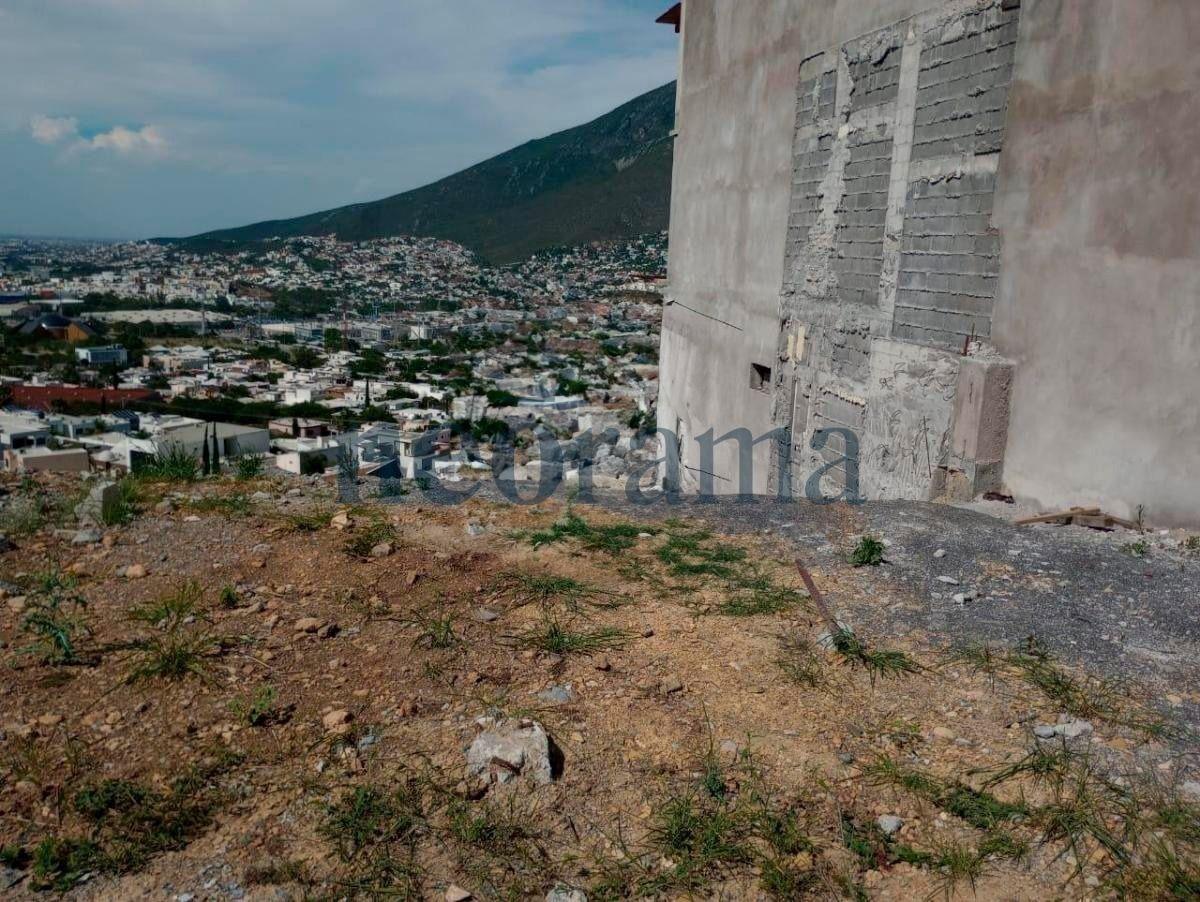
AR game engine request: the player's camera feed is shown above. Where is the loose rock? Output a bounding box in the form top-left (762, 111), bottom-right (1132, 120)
top-left (877, 815), bottom-right (904, 836)
top-left (466, 717), bottom-right (556, 786)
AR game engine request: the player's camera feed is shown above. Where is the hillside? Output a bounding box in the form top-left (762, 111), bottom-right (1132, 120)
top-left (174, 83), bottom-right (676, 263)
top-left (0, 469), bottom-right (1196, 898)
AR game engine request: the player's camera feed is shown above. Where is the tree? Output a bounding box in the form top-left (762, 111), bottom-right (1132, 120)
top-left (290, 346), bottom-right (324, 370)
top-left (485, 389), bottom-right (520, 409)
top-left (201, 424), bottom-right (212, 477)
top-left (211, 424), bottom-right (221, 474)
top-left (291, 417), bottom-right (300, 438)
top-left (323, 328), bottom-right (343, 352)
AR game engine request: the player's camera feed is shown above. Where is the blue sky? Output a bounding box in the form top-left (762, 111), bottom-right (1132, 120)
top-left (0, 0), bottom-right (679, 240)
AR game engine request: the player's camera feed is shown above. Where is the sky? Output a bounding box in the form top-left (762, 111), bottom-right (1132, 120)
top-left (0, 0), bottom-right (679, 240)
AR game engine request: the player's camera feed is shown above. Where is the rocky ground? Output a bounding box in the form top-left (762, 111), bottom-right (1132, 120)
top-left (0, 471), bottom-right (1197, 900)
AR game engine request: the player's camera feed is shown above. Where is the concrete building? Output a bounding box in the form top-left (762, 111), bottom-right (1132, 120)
top-left (656, 0), bottom-right (1200, 524)
top-left (76, 345), bottom-right (129, 367)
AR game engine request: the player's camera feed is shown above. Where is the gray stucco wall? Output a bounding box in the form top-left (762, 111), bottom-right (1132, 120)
top-left (991, 0), bottom-right (1200, 525)
top-left (658, 2), bottom-right (807, 492)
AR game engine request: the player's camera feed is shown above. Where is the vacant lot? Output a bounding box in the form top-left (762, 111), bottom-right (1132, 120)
top-left (0, 472), bottom-right (1196, 899)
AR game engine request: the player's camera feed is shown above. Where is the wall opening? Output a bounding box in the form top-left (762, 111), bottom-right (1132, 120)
top-left (749, 363), bottom-right (772, 393)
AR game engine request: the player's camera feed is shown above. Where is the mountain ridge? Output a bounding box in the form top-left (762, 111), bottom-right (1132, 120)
top-left (169, 82), bottom-right (677, 263)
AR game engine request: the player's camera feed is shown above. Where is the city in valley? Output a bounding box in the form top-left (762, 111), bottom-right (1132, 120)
top-left (0, 234), bottom-right (666, 490)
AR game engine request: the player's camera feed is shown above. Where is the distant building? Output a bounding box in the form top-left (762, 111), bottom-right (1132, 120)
top-left (268, 417), bottom-right (331, 439)
top-left (76, 345), bottom-right (129, 367)
top-left (16, 313), bottom-right (97, 343)
top-left (9, 385), bottom-right (159, 412)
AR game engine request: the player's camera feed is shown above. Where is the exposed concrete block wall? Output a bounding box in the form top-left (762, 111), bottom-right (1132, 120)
top-left (991, 0), bottom-right (1200, 526)
top-left (894, 170), bottom-right (1001, 346)
top-left (771, 0), bottom-right (1021, 501)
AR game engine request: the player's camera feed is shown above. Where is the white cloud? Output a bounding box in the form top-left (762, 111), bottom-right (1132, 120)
top-left (84, 124), bottom-right (167, 157)
top-left (31, 114), bottom-right (78, 144)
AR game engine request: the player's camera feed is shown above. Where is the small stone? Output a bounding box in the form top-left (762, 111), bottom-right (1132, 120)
top-left (370, 542), bottom-right (393, 558)
top-left (931, 726), bottom-right (956, 742)
top-left (330, 511), bottom-right (353, 530)
top-left (1056, 719), bottom-right (1094, 739)
top-left (877, 815), bottom-right (904, 836)
top-left (124, 563), bottom-right (148, 579)
top-left (546, 887), bottom-right (588, 902)
top-left (537, 685), bottom-right (574, 705)
top-left (465, 522), bottom-right (485, 537)
top-left (7, 596), bottom-right (27, 614)
top-left (72, 529), bottom-right (102, 546)
top-left (295, 617), bottom-right (325, 633)
top-left (1180, 781), bottom-right (1200, 801)
top-left (662, 676), bottom-right (684, 695)
top-left (933, 549), bottom-right (947, 559)
top-left (37, 713), bottom-right (63, 727)
top-left (1034, 725), bottom-right (1058, 739)
top-left (471, 608), bottom-right (500, 623)
top-left (154, 499), bottom-right (174, 515)
top-left (405, 570), bottom-right (420, 587)
top-left (323, 710), bottom-right (352, 732)
top-left (935, 575), bottom-right (959, 585)
top-left (594, 656), bottom-right (612, 672)
top-left (445, 886), bottom-right (473, 902)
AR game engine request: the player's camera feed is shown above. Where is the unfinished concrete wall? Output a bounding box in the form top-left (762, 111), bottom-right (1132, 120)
top-left (660, 0), bottom-right (1200, 521)
top-left (991, 0), bottom-right (1200, 526)
top-left (776, 0), bottom-right (1020, 501)
top-left (658, 1), bottom-right (812, 493)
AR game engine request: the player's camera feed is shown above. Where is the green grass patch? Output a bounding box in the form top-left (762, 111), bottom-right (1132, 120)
top-left (31, 754), bottom-right (239, 890)
top-left (828, 628), bottom-right (921, 684)
top-left (865, 756), bottom-right (1026, 832)
top-left (521, 618), bottom-right (629, 656)
top-left (849, 536), bottom-right (886, 567)
top-left (124, 583), bottom-right (217, 683)
top-left (522, 512), bottom-right (650, 555)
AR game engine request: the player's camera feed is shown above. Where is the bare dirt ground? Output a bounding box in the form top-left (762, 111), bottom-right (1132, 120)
top-left (0, 472), bottom-right (1196, 900)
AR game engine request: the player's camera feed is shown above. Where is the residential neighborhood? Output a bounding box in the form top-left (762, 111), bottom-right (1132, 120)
top-left (0, 233), bottom-right (667, 492)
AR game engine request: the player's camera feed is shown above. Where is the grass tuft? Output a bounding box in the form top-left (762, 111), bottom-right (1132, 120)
top-left (849, 536), bottom-right (886, 567)
top-left (20, 568), bottom-right (90, 665)
top-left (521, 618), bottom-right (629, 656)
top-left (829, 628), bottom-right (921, 684)
top-left (124, 583), bottom-right (217, 683)
top-left (523, 512), bottom-right (650, 555)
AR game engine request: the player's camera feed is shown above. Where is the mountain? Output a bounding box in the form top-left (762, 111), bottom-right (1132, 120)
top-left (173, 82), bottom-right (676, 263)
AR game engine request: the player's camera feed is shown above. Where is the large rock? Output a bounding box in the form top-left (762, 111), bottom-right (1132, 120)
top-left (75, 481), bottom-right (120, 527)
top-left (466, 717), bottom-right (558, 787)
